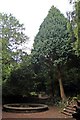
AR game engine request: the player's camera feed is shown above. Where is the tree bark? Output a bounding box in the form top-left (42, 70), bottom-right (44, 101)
top-left (57, 64), bottom-right (66, 101)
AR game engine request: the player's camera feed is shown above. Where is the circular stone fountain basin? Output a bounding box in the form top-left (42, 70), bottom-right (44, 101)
top-left (3, 103), bottom-right (49, 113)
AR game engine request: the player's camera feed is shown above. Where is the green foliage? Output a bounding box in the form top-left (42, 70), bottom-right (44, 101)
top-left (2, 55), bottom-right (36, 96)
top-left (67, 0), bottom-right (80, 56)
top-left (2, 5), bottom-right (80, 99)
top-left (0, 13), bottom-right (29, 82)
top-left (66, 0), bottom-right (80, 97)
top-left (60, 62), bottom-right (80, 97)
top-left (74, 0), bottom-right (80, 56)
top-left (1, 13), bottom-right (30, 96)
top-left (32, 6), bottom-right (71, 66)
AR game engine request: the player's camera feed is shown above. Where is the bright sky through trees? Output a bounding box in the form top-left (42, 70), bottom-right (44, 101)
top-left (0, 0), bottom-right (73, 53)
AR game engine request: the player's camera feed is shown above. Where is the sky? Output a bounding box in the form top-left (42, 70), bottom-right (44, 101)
top-left (0, 0), bottom-right (73, 53)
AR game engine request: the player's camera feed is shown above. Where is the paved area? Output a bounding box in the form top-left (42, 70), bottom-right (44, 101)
top-left (2, 106), bottom-right (75, 119)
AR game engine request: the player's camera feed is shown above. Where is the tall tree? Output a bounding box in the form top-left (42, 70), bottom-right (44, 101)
top-left (0, 13), bottom-right (29, 81)
top-left (32, 6), bottom-right (71, 101)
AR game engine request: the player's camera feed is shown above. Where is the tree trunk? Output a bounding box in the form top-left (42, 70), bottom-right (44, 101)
top-left (57, 64), bottom-right (66, 101)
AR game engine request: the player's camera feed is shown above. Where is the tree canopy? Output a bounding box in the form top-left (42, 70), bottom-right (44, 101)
top-left (32, 6), bottom-right (71, 65)
top-left (67, 0), bottom-right (80, 56)
top-left (0, 13), bottom-right (29, 81)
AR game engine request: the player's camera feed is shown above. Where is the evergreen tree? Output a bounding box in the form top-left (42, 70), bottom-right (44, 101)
top-left (32, 6), bottom-right (71, 100)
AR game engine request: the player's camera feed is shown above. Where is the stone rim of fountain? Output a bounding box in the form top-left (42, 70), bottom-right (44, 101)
top-left (3, 103), bottom-right (49, 113)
